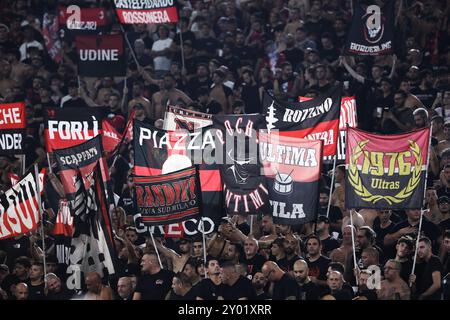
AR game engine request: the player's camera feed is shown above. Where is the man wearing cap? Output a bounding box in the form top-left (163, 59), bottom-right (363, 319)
top-left (315, 216), bottom-right (340, 257)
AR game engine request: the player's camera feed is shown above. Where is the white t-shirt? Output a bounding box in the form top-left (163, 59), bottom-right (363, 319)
top-left (151, 38), bottom-right (173, 71)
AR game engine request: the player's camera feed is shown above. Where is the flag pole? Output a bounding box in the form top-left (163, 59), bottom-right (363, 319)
top-left (349, 209), bottom-right (359, 285)
top-left (410, 124), bottom-right (433, 286)
top-left (34, 163), bottom-right (47, 288)
top-left (119, 24), bottom-right (140, 68)
top-left (149, 231), bottom-right (163, 269)
top-left (178, 21), bottom-right (186, 72)
top-left (46, 153), bottom-right (53, 174)
top-left (21, 155), bottom-right (26, 176)
top-left (200, 218), bottom-right (208, 279)
top-left (326, 155), bottom-right (337, 218)
top-left (250, 215), bottom-right (254, 236)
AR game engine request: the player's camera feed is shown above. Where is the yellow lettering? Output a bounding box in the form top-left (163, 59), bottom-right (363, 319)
top-left (398, 151), bottom-right (411, 175)
top-left (385, 153), bottom-right (397, 176)
top-left (370, 152), bottom-right (384, 176)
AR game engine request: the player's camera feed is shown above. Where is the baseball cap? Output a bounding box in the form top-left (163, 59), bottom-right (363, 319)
top-left (317, 215), bottom-right (330, 224)
top-left (438, 196), bottom-right (450, 204)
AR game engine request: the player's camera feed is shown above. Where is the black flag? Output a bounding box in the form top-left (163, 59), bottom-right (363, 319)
top-left (344, 0), bottom-right (395, 55)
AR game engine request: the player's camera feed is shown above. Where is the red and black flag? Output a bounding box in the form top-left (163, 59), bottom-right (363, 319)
top-left (75, 34), bottom-right (126, 77)
top-left (0, 172), bottom-right (41, 240)
top-left (344, 0), bottom-right (395, 55)
top-left (345, 127), bottom-right (430, 209)
top-left (260, 133), bottom-right (322, 225)
top-left (133, 166), bottom-right (201, 226)
top-left (43, 13), bottom-right (62, 64)
top-left (53, 136), bottom-right (117, 289)
top-left (58, 6), bottom-right (108, 39)
top-left (101, 118), bottom-right (123, 156)
top-left (44, 107), bottom-right (106, 153)
top-left (133, 120), bottom-right (223, 233)
top-left (263, 85), bottom-right (342, 157)
top-left (212, 114), bottom-right (269, 215)
top-left (299, 95), bottom-right (358, 161)
top-left (52, 200), bottom-right (73, 266)
top-left (113, 0), bottom-right (179, 24)
top-left (0, 102), bottom-right (26, 155)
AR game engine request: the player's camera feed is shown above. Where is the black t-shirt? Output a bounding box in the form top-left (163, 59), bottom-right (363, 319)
top-left (222, 276), bottom-right (256, 300)
top-left (297, 280), bottom-right (321, 300)
top-left (286, 255), bottom-right (302, 273)
top-left (414, 255), bottom-right (443, 300)
top-left (382, 107), bottom-right (414, 134)
top-left (388, 218), bottom-right (441, 250)
top-left (271, 256), bottom-right (289, 272)
top-left (399, 259), bottom-right (414, 284)
top-left (0, 236), bottom-right (30, 269)
top-left (306, 255), bottom-right (331, 281)
top-left (28, 282), bottom-right (45, 300)
top-left (318, 205), bottom-right (343, 224)
top-left (135, 269), bottom-right (174, 300)
top-left (240, 254), bottom-right (267, 279)
top-left (47, 286), bottom-right (76, 300)
top-left (255, 291), bottom-right (271, 300)
top-left (356, 289), bottom-right (378, 300)
top-left (272, 273), bottom-right (298, 300)
top-left (195, 278), bottom-right (225, 300)
top-left (167, 287), bottom-right (197, 300)
top-left (61, 97), bottom-right (88, 108)
top-left (439, 218), bottom-right (450, 234)
top-left (321, 237), bottom-right (340, 256)
top-left (201, 100), bottom-right (222, 115)
top-left (195, 37), bottom-right (219, 56)
top-left (373, 218), bottom-right (397, 260)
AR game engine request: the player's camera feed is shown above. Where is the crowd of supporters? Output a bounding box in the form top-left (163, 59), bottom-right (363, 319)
top-left (0, 0), bottom-right (450, 300)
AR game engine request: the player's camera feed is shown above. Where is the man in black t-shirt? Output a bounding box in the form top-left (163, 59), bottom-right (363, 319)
top-left (385, 209), bottom-right (441, 253)
top-left (28, 261), bottom-right (45, 300)
top-left (262, 261), bottom-right (298, 300)
top-left (315, 216), bottom-right (340, 257)
top-left (240, 237), bottom-right (267, 280)
top-left (322, 271), bottom-right (353, 300)
top-left (167, 272), bottom-right (196, 300)
top-left (133, 253), bottom-right (174, 300)
top-left (220, 261), bottom-right (256, 300)
top-left (394, 236), bottom-right (415, 284)
top-left (195, 258), bottom-right (224, 300)
top-left (411, 237), bottom-right (443, 300)
top-left (252, 272), bottom-right (271, 300)
top-left (305, 235), bottom-right (331, 289)
top-left (293, 259), bottom-right (320, 300)
top-left (197, 87), bottom-right (223, 115)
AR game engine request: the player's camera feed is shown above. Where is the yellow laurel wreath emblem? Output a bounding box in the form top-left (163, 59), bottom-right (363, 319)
top-left (348, 140), bottom-right (423, 205)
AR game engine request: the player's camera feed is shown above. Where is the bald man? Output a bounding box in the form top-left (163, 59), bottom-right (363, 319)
top-left (14, 282), bottom-right (29, 300)
top-left (84, 272), bottom-right (113, 300)
top-left (133, 253), bottom-right (174, 300)
top-left (261, 261), bottom-right (297, 300)
top-left (293, 260), bottom-right (320, 300)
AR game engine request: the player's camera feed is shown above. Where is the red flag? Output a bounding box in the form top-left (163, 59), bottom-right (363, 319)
top-left (101, 119), bottom-right (122, 155)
